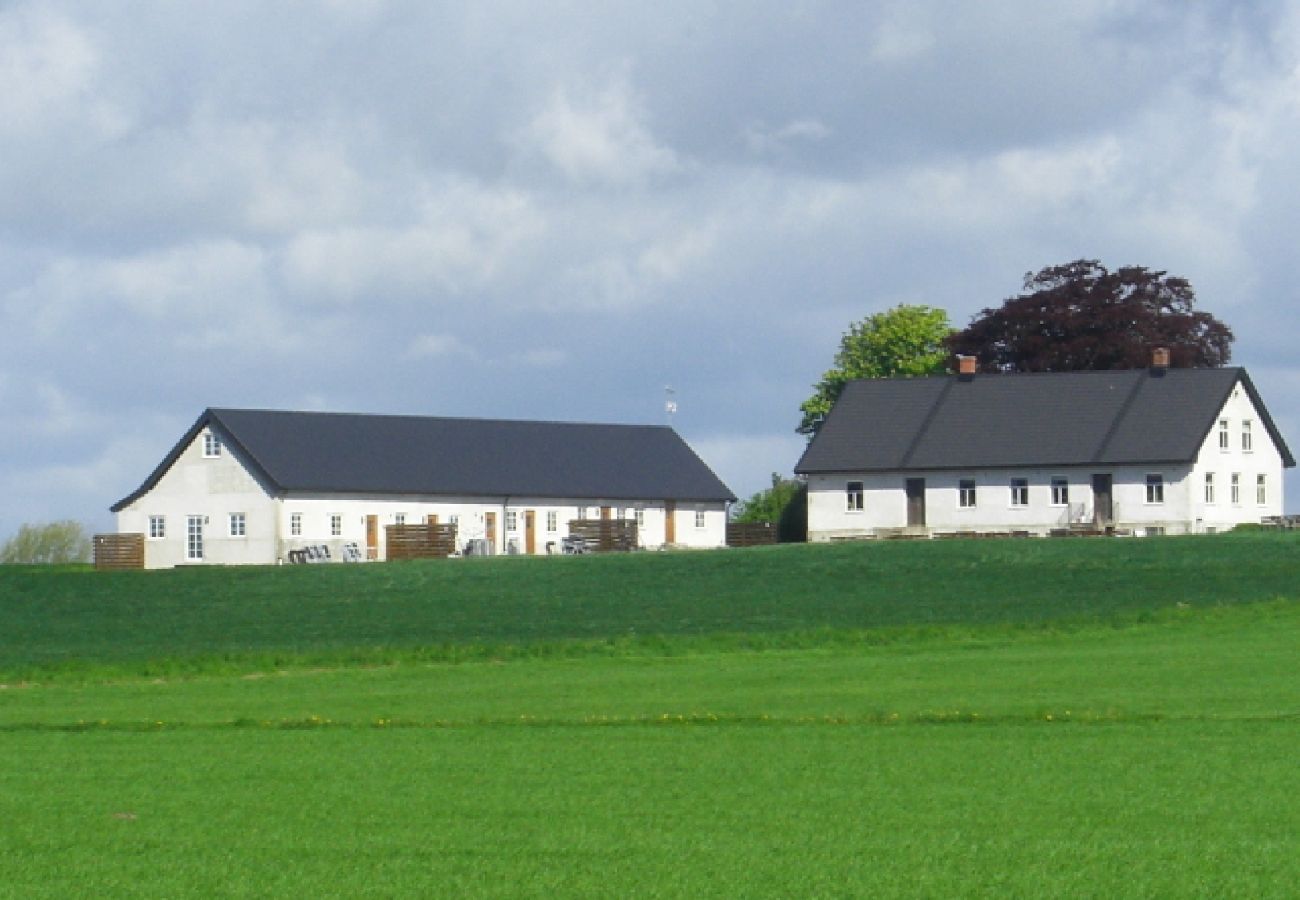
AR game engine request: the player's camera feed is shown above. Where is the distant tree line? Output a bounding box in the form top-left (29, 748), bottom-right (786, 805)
top-left (1, 521), bottom-right (91, 565)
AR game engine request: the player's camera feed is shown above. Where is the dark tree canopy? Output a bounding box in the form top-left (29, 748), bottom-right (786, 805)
top-left (948, 260), bottom-right (1234, 372)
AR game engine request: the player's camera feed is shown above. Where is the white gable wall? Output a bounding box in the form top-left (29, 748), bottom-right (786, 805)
top-left (1188, 384), bottom-right (1285, 530)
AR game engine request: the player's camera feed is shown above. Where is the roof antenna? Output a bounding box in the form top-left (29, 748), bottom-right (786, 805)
top-left (664, 385), bottom-right (677, 428)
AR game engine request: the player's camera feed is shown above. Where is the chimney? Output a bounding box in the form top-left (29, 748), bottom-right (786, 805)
top-left (1151, 347), bottom-right (1170, 374)
top-left (957, 355), bottom-right (977, 380)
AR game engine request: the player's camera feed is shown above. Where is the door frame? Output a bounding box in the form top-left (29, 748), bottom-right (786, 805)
top-left (905, 478), bottom-right (926, 527)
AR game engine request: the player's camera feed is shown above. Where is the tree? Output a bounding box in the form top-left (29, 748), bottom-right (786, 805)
top-left (0, 521), bottom-right (91, 565)
top-left (798, 304), bottom-right (953, 435)
top-left (948, 260), bottom-right (1234, 372)
top-left (731, 474), bottom-right (807, 542)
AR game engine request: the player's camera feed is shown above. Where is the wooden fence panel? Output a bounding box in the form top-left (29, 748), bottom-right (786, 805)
top-left (566, 519), bottom-right (639, 552)
top-left (726, 522), bottom-right (777, 547)
top-left (94, 533), bottom-right (145, 570)
top-left (385, 523), bottom-right (458, 560)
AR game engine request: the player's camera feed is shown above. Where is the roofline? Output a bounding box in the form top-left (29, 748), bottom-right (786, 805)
top-left (795, 459), bottom-right (1194, 476)
top-left (1234, 371), bottom-right (1296, 468)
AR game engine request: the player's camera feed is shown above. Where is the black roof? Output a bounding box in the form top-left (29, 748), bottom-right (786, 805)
top-left (112, 408), bottom-right (736, 511)
top-left (795, 367), bottom-right (1295, 474)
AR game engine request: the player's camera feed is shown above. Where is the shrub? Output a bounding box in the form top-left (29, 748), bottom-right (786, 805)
top-left (0, 521), bottom-right (92, 565)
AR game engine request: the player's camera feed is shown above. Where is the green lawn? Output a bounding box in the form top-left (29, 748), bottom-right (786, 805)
top-left (1, 535), bottom-right (1297, 896)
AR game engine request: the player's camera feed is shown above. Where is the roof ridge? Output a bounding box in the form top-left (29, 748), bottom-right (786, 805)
top-left (899, 377), bottom-right (954, 468)
top-left (212, 407), bottom-right (671, 431)
top-left (1090, 370), bottom-right (1146, 463)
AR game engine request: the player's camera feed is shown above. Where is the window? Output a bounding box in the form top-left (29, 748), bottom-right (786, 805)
top-left (290, 513), bottom-right (302, 536)
top-left (229, 513), bottom-right (246, 537)
top-left (694, 508), bottom-right (706, 529)
top-left (546, 511), bottom-right (558, 532)
top-left (330, 514), bottom-right (342, 537)
top-left (448, 514), bottom-right (459, 528)
top-left (1204, 473), bottom-right (1215, 504)
top-left (1145, 474), bottom-right (1164, 504)
top-left (506, 511), bottom-right (518, 532)
top-left (845, 481), bottom-right (864, 512)
top-left (394, 513), bottom-right (406, 525)
top-left (634, 506), bottom-right (645, 528)
top-left (187, 515), bottom-right (204, 560)
top-left (1050, 477), bottom-right (1069, 506)
top-left (589, 506), bottom-right (601, 520)
top-left (958, 479), bottom-right (977, 508)
top-left (203, 431), bottom-right (221, 457)
top-left (1257, 474), bottom-right (1267, 505)
top-left (1218, 419), bottom-right (1230, 450)
top-left (1242, 420), bottom-right (1253, 452)
top-left (1009, 478), bottom-right (1029, 507)
top-left (148, 515), bottom-right (166, 539)
top-left (1230, 473), bottom-right (1240, 505)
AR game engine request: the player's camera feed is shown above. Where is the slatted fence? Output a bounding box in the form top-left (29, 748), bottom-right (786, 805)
top-left (94, 533), bottom-right (145, 570)
top-left (726, 522), bottom-right (777, 547)
top-left (385, 523), bottom-right (458, 560)
top-left (566, 519), bottom-right (639, 552)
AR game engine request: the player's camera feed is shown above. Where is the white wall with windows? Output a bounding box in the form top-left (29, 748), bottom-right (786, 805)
top-left (1188, 384), bottom-right (1286, 530)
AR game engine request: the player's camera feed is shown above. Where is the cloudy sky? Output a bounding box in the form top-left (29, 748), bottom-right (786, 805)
top-left (3, 0), bottom-right (1299, 541)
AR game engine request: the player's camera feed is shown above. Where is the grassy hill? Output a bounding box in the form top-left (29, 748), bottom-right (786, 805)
top-left (3, 532), bottom-right (1298, 678)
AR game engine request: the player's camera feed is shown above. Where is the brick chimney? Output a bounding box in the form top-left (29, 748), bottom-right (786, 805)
top-left (1151, 346), bottom-right (1170, 374)
top-left (957, 355), bottom-right (977, 379)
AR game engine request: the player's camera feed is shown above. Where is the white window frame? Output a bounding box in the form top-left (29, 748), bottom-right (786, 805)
top-left (330, 514), bottom-right (342, 537)
top-left (229, 513), bottom-right (246, 537)
top-left (186, 515), bottom-right (204, 561)
top-left (845, 481), bottom-right (864, 512)
top-left (394, 513), bottom-right (406, 525)
top-left (1050, 477), bottom-right (1069, 506)
top-left (1009, 477), bottom-right (1029, 507)
top-left (506, 510), bottom-right (518, 532)
top-left (1256, 474), bottom-right (1267, 505)
top-left (958, 479), bottom-right (977, 508)
top-left (694, 508), bottom-right (706, 529)
top-left (203, 431), bottom-right (221, 458)
top-left (546, 511), bottom-right (558, 532)
top-left (148, 515), bottom-right (166, 539)
top-left (1242, 420), bottom-right (1253, 452)
top-left (634, 506), bottom-right (645, 528)
top-left (1230, 473), bottom-right (1240, 505)
top-left (1204, 473), bottom-right (1215, 504)
top-left (290, 513), bottom-right (302, 536)
top-left (1218, 418), bottom-right (1230, 451)
top-left (1145, 474), bottom-right (1165, 505)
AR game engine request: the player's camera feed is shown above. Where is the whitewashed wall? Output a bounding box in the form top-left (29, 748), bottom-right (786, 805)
top-left (1187, 384), bottom-right (1286, 530)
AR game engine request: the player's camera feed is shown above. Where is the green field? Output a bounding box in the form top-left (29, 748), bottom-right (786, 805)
top-left (2, 535), bottom-right (1298, 896)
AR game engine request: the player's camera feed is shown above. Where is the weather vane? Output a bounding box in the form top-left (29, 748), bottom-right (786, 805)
top-left (664, 385), bottom-right (677, 426)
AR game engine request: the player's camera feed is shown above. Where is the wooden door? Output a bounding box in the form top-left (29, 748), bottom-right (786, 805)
top-left (664, 501), bottom-right (676, 544)
top-left (1091, 474), bottom-right (1113, 525)
top-left (427, 514), bottom-right (439, 525)
top-left (525, 511), bottom-right (536, 555)
top-left (484, 512), bottom-right (497, 555)
top-left (365, 514), bottom-right (379, 560)
top-left (905, 479), bottom-right (926, 527)
top-left (600, 506), bottom-right (612, 520)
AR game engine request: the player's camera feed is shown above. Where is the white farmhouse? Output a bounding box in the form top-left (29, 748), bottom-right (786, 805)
top-left (112, 408), bottom-right (735, 568)
top-left (795, 354), bottom-right (1294, 540)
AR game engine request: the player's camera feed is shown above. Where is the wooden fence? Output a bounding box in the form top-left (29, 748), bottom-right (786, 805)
top-left (566, 519), bottom-right (639, 552)
top-left (94, 533), bottom-right (145, 570)
top-left (385, 523), bottom-right (458, 560)
top-left (726, 522), bottom-right (778, 547)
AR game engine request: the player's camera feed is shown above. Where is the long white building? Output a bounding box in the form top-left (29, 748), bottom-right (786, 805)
top-left (112, 408), bottom-right (735, 567)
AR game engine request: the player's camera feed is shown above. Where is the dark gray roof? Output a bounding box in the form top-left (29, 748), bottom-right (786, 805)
top-left (795, 367), bottom-right (1295, 474)
top-left (112, 408), bottom-right (735, 511)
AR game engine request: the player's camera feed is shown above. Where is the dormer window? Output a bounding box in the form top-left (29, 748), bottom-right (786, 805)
top-left (203, 431), bottom-right (222, 457)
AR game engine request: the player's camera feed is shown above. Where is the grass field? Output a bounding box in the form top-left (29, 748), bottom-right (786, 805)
top-left (1, 535), bottom-right (1298, 896)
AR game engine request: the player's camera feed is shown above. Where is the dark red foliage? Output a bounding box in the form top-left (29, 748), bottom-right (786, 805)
top-left (948, 260), bottom-right (1234, 372)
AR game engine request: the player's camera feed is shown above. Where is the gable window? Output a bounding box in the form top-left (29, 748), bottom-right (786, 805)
top-left (1009, 478), bottom-right (1029, 507)
top-left (1218, 419), bottom-right (1230, 450)
top-left (958, 479), bottom-right (976, 508)
top-left (1050, 477), bottom-right (1069, 506)
top-left (290, 513), bottom-right (302, 536)
top-left (1204, 473), bottom-right (1215, 504)
top-left (203, 432), bottom-right (222, 457)
top-left (229, 513), bottom-right (246, 537)
top-left (546, 511), bottom-right (558, 532)
top-left (694, 508), bottom-right (706, 529)
top-left (1256, 474), bottom-right (1267, 505)
top-left (1230, 473), bottom-right (1240, 505)
top-left (148, 515), bottom-right (166, 539)
top-left (1145, 474), bottom-right (1164, 504)
top-left (845, 481), bottom-right (864, 512)
top-left (330, 514), bottom-right (342, 537)
top-left (1242, 420), bottom-right (1253, 452)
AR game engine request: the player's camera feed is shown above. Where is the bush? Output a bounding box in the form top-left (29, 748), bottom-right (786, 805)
top-left (0, 521), bottom-right (92, 565)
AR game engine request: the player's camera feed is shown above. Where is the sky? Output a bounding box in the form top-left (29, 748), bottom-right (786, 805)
top-left (3, 0), bottom-right (1300, 541)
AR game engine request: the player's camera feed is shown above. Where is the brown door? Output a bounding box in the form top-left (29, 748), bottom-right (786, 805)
top-left (525, 511), bottom-right (536, 555)
top-left (664, 501), bottom-right (676, 544)
top-left (427, 514), bottom-right (439, 525)
top-left (1091, 474), bottom-right (1113, 525)
top-left (365, 515), bottom-right (379, 560)
top-left (600, 506), bottom-right (612, 520)
top-left (484, 512), bottom-right (497, 555)
top-left (905, 479), bottom-right (926, 527)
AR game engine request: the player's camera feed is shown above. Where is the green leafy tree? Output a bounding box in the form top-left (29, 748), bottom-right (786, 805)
top-left (733, 474), bottom-right (802, 523)
top-left (0, 521), bottom-right (92, 565)
top-left (948, 260), bottom-right (1233, 372)
top-left (799, 304), bottom-right (953, 435)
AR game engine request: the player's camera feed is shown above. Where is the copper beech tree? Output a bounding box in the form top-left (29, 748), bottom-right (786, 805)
top-left (948, 260), bottom-right (1234, 373)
